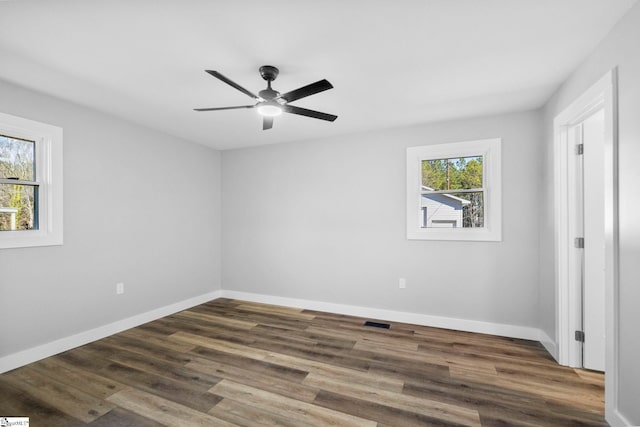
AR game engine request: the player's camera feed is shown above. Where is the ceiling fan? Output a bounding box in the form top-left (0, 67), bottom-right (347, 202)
top-left (194, 65), bottom-right (337, 130)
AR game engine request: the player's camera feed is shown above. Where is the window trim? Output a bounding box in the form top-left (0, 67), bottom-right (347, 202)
top-left (0, 112), bottom-right (63, 249)
top-left (406, 138), bottom-right (502, 241)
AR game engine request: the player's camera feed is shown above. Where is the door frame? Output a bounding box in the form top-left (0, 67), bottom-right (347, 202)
top-left (553, 68), bottom-right (618, 414)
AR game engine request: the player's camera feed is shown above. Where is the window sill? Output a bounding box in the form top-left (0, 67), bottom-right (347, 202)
top-left (407, 227), bottom-right (502, 242)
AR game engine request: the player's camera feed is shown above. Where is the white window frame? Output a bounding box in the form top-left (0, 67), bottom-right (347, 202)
top-left (0, 112), bottom-right (63, 249)
top-left (406, 138), bottom-right (501, 241)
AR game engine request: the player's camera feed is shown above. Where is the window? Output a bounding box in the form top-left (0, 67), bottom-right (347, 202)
top-left (0, 112), bottom-right (63, 249)
top-left (406, 138), bottom-right (501, 241)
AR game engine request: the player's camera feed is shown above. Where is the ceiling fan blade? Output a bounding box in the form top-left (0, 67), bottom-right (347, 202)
top-left (280, 79), bottom-right (333, 103)
top-left (194, 105), bottom-right (254, 112)
top-left (205, 70), bottom-right (259, 99)
top-left (263, 117), bottom-right (274, 130)
top-left (283, 105), bottom-right (337, 122)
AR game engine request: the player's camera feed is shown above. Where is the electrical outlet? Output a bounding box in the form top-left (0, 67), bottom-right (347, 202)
top-left (398, 278), bottom-right (406, 289)
top-left (116, 282), bottom-right (124, 295)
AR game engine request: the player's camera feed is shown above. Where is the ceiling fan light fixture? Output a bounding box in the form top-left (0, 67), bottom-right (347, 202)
top-left (256, 102), bottom-right (283, 117)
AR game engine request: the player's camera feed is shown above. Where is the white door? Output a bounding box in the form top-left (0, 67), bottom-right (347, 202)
top-left (576, 109), bottom-right (606, 371)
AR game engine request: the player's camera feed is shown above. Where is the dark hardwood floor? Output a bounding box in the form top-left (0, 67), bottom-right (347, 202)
top-left (0, 298), bottom-right (605, 426)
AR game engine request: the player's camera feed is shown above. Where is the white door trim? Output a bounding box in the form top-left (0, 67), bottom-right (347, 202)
top-left (553, 69), bottom-right (619, 421)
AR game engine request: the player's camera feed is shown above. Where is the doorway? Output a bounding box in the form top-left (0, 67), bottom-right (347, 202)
top-left (553, 68), bottom-right (618, 416)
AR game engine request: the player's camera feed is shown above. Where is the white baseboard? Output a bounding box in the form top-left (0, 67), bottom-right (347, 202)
top-left (0, 290), bottom-right (222, 374)
top-left (0, 289), bottom-right (557, 375)
top-left (538, 330), bottom-right (558, 361)
top-left (220, 290), bottom-right (543, 341)
top-left (607, 408), bottom-right (635, 427)
top-left (5, 288), bottom-right (630, 423)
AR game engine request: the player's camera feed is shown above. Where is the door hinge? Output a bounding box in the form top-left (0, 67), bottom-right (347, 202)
top-left (576, 143), bottom-right (584, 155)
top-left (574, 237), bottom-right (584, 248)
top-left (575, 330), bottom-right (585, 342)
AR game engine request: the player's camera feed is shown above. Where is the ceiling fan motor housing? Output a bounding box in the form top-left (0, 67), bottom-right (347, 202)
top-left (259, 88), bottom-right (281, 101)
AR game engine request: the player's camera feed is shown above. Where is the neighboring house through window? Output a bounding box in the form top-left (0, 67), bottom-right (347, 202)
top-left (0, 112), bottom-right (63, 249)
top-left (420, 185), bottom-right (470, 228)
top-left (407, 138), bottom-right (501, 241)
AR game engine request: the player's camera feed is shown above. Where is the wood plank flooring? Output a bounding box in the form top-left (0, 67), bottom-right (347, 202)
top-left (0, 298), bottom-right (605, 426)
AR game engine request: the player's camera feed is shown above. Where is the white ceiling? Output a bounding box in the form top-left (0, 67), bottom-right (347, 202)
top-left (0, 0), bottom-right (636, 150)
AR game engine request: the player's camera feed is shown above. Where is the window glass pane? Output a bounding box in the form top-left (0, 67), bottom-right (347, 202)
top-left (421, 156), bottom-right (482, 190)
top-left (0, 184), bottom-right (37, 231)
top-left (0, 134), bottom-right (36, 181)
top-left (420, 190), bottom-right (483, 228)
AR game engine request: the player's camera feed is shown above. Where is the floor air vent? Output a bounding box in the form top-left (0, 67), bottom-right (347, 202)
top-left (364, 321), bottom-right (390, 329)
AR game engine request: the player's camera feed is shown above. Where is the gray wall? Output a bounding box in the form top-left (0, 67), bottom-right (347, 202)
top-left (222, 111), bottom-right (542, 328)
top-left (541, 1), bottom-right (640, 423)
top-left (0, 80), bottom-right (222, 357)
